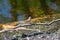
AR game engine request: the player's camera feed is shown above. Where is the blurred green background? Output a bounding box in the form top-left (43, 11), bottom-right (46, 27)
top-left (0, 0), bottom-right (60, 23)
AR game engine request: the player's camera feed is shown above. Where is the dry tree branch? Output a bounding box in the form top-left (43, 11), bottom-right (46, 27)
top-left (0, 19), bottom-right (60, 33)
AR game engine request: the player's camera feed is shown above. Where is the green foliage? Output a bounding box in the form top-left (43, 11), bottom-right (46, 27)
top-left (0, 14), bottom-right (10, 23)
top-left (35, 9), bottom-right (44, 15)
top-left (9, 0), bottom-right (60, 19)
top-left (16, 0), bottom-right (42, 17)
